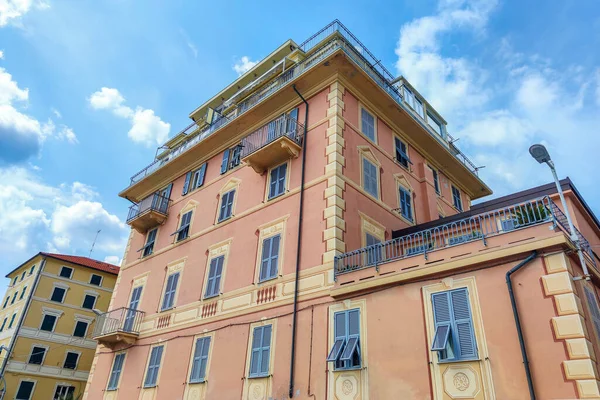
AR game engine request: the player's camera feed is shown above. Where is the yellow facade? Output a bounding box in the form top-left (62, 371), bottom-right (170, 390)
top-left (0, 254), bottom-right (118, 400)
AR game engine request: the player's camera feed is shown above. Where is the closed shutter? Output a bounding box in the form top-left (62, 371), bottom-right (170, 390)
top-left (363, 158), bottom-right (378, 197)
top-left (205, 256), bottom-right (224, 298)
top-left (249, 325), bottom-right (272, 377)
top-left (287, 108), bottom-right (299, 136)
top-left (260, 235), bottom-right (280, 281)
top-left (197, 163), bottom-right (207, 188)
top-left (451, 289), bottom-right (477, 358)
top-left (161, 273), bottom-right (179, 311)
top-left (190, 337), bottom-right (211, 382)
top-left (220, 149), bottom-right (230, 174)
top-left (144, 346), bottom-right (164, 387)
top-left (182, 171), bottom-right (192, 195)
top-left (584, 287), bottom-right (600, 341)
top-left (108, 353), bottom-right (125, 390)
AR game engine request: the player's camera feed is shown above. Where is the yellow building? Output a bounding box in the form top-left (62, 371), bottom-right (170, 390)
top-left (0, 253), bottom-right (119, 400)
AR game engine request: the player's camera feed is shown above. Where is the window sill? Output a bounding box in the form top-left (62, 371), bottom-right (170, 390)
top-left (437, 357), bottom-right (480, 364)
top-left (143, 384), bottom-right (157, 389)
top-left (248, 373), bottom-right (270, 379)
top-left (204, 293), bottom-right (220, 300)
top-left (333, 366), bottom-right (362, 372)
top-left (188, 379), bottom-right (206, 384)
top-left (160, 307), bottom-right (174, 313)
top-left (175, 236), bottom-right (190, 244)
top-left (106, 388), bottom-right (118, 392)
top-left (217, 216), bottom-right (233, 224)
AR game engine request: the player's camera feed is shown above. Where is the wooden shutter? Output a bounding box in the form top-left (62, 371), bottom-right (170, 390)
top-left (182, 171), bottom-right (192, 195)
top-left (197, 163), bottom-right (207, 188)
top-left (450, 288), bottom-right (477, 359)
top-left (221, 149), bottom-right (230, 174)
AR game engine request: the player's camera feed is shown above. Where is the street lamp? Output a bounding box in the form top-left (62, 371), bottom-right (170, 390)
top-left (529, 144), bottom-right (590, 279)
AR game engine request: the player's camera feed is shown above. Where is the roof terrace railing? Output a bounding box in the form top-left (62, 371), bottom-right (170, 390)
top-left (128, 21), bottom-right (479, 186)
top-left (333, 196), bottom-right (596, 280)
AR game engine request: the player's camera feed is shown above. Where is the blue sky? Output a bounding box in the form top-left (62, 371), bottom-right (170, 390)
top-left (0, 0), bottom-right (599, 273)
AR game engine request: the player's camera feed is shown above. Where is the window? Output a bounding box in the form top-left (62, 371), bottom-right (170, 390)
top-left (399, 187), bottom-right (413, 221)
top-left (28, 346), bottom-right (46, 365)
top-left (20, 271), bottom-right (26, 281)
top-left (362, 158), bottom-right (378, 198)
top-left (16, 381), bottom-right (35, 400)
top-left (12, 277), bottom-right (17, 286)
top-left (53, 385), bottom-right (74, 400)
top-left (394, 137), bottom-right (411, 169)
top-left (63, 351), bottom-right (79, 369)
top-left (204, 256), bottom-right (224, 298)
top-left (8, 313), bottom-right (17, 328)
top-left (107, 353), bottom-right (126, 390)
top-left (73, 321), bottom-right (88, 338)
top-left (360, 107), bottom-right (376, 141)
top-left (218, 190), bottom-right (235, 222)
top-left (189, 336), bottom-right (211, 383)
top-left (584, 286), bottom-right (600, 342)
top-left (161, 272), bottom-right (180, 311)
top-left (82, 294), bottom-right (97, 310)
top-left (124, 286), bottom-right (143, 331)
top-left (430, 167), bottom-right (440, 194)
top-left (501, 218), bottom-right (516, 232)
top-left (268, 163), bottom-right (287, 199)
top-left (10, 292), bottom-right (18, 305)
top-left (19, 286), bottom-right (27, 300)
top-left (220, 145), bottom-right (242, 175)
top-left (327, 309), bottom-right (361, 370)
top-left (431, 288), bottom-right (478, 361)
top-left (59, 266), bottom-right (73, 279)
top-left (259, 235), bottom-right (280, 282)
top-left (403, 86), bottom-right (424, 118)
top-left (365, 233), bottom-right (382, 266)
top-left (182, 163), bottom-right (207, 195)
top-left (249, 325), bottom-right (272, 378)
top-left (0, 318), bottom-right (7, 331)
top-left (29, 265), bottom-right (35, 275)
top-left (144, 346), bottom-right (164, 388)
top-left (51, 287), bottom-right (66, 303)
top-left (140, 228), bottom-right (157, 257)
top-left (173, 211), bottom-right (192, 242)
top-left (90, 274), bottom-right (103, 286)
top-left (427, 112), bottom-right (444, 137)
top-left (40, 314), bottom-right (57, 332)
top-left (452, 186), bottom-right (463, 211)
top-left (3, 296), bottom-right (9, 308)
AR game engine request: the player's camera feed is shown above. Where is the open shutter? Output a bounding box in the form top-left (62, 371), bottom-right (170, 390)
top-left (450, 289), bottom-right (477, 358)
top-left (221, 149), bottom-right (230, 174)
top-left (198, 163), bottom-right (207, 188)
top-left (249, 327), bottom-right (263, 376)
top-left (182, 172), bottom-right (192, 195)
top-left (260, 239), bottom-right (271, 281)
top-left (269, 167), bottom-right (279, 199)
top-left (260, 325), bottom-right (271, 375)
top-left (287, 108), bottom-right (299, 136)
top-left (269, 235), bottom-right (280, 278)
top-left (163, 183), bottom-right (173, 200)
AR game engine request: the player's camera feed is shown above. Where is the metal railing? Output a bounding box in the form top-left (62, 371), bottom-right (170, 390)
top-left (128, 20), bottom-right (480, 186)
top-left (334, 197), bottom-right (560, 279)
top-left (240, 115), bottom-right (304, 159)
top-left (126, 193), bottom-right (171, 223)
top-left (92, 307), bottom-right (145, 338)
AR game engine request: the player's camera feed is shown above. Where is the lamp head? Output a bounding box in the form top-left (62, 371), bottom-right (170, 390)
top-left (529, 144), bottom-right (552, 164)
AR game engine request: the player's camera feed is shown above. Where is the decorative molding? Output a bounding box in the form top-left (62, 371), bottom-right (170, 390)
top-left (19, 326), bottom-right (97, 349)
top-left (6, 360), bottom-right (89, 381)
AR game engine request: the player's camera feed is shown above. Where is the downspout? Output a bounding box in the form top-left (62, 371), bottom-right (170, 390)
top-left (289, 84), bottom-right (309, 399)
top-left (0, 255), bottom-right (46, 398)
top-left (506, 251), bottom-right (538, 400)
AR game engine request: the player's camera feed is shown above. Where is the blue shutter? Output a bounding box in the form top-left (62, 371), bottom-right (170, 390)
top-left (287, 108), bottom-right (299, 136)
top-left (108, 353), bottom-right (125, 390)
top-left (220, 149), bottom-right (230, 174)
top-left (277, 164), bottom-right (287, 196)
top-left (400, 187), bottom-right (412, 221)
top-left (269, 167), bottom-right (279, 199)
top-left (205, 256), bottom-right (224, 298)
top-left (225, 190), bottom-right (235, 217)
top-left (163, 183), bottom-right (172, 200)
top-left (451, 289), bottom-right (477, 358)
top-left (161, 273), bottom-right (179, 311)
top-left (249, 325), bottom-right (272, 377)
top-left (260, 235), bottom-right (280, 282)
top-left (198, 163), bottom-right (207, 188)
top-left (182, 172), bottom-right (192, 195)
top-left (190, 337), bottom-right (211, 382)
top-left (363, 158), bottom-right (378, 197)
top-left (144, 346), bottom-right (164, 387)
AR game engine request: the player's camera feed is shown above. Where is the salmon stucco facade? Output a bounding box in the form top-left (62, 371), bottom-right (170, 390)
top-left (0, 253), bottom-right (119, 400)
top-left (82, 20), bottom-right (600, 400)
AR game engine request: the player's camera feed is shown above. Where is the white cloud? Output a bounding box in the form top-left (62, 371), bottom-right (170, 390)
top-left (0, 50), bottom-right (4, 59)
top-left (179, 29), bottom-right (198, 58)
top-left (0, 167), bottom-right (128, 270)
top-left (395, 0), bottom-right (600, 207)
top-left (104, 255), bottom-right (121, 266)
top-left (0, 0), bottom-right (48, 27)
top-left (88, 87), bottom-right (170, 146)
top-left (233, 56), bottom-right (258, 76)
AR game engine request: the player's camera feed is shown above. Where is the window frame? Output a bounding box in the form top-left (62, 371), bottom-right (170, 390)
top-left (20, 271), bottom-right (26, 281)
top-left (63, 351), bottom-right (80, 370)
top-left (73, 320), bottom-right (89, 338)
top-left (19, 286), bottom-right (27, 300)
top-left (361, 156), bottom-right (379, 199)
top-left (359, 104), bottom-right (377, 142)
top-left (11, 292), bottom-right (18, 305)
top-left (248, 324), bottom-right (273, 378)
top-left (327, 309), bottom-right (361, 370)
top-left (8, 312), bottom-right (17, 329)
top-left (143, 345), bottom-right (165, 388)
top-left (430, 166), bottom-right (440, 195)
top-left (40, 314), bottom-right (58, 332)
top-left (107, 352), bottom-right (126, 391)
top-left (218, 189), bottom-right (236, 222)
top-left (173, 210), bottom-right (193, 242)
top-left (3, 296), bottom-right (9, 308)
top-left (189, 335), bottom-right (212, 383)
top-left (451, 185), bottom-right (463, 212)
top-left (53, 385), bottom-right (75, 400)
top-left (426, 111), bottom-right (445, 138)
top-left (267, 162), bottom-right (288, 200)
top-left (28, 345), bottom-right (48, 365)
top-left (259, 234), bottom-right (281, 282)
top-left (398, 186), bottom-right (413, 222)
top-left (82, 294), bottom-right (97, 310)
top-left (59, 266), bottom-right (73, 279)
top-left (140, 228), bottom-right (158, 258)
top-left (204, 256), bottom-right (224, 299)
top-left (403, 85), bottom-right (425, 118)
top-left (15, 379), bottom-right (36, 400)
top-left (394, 136), bottom-right (411, 169)
top-left (0, 318), bottom-right (7, 331)
top-left (89, 274), bottom-right (103, 287)
top-left (161, 272), bottom-right (180, 311)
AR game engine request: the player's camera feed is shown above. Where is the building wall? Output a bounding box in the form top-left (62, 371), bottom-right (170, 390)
top-left (2, 256), bottom-right (117, 400)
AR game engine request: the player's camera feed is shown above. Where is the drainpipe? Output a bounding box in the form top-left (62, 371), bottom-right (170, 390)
top-left (289, 84), bottom-right (309, 399)
top-left (506, 251), bottom-right (538, 400)
top-left (0, 255), bottom-right (46, 399)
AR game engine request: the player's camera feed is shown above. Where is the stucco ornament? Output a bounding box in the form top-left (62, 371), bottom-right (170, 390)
top-left (442, 365), bottom-right (480, 399)
top-left (249, 380), bottom-right (265, 399)
top-left (186, 386), bottom-right (201, 400)
top-left (335, 373), bottom-right (359, 400)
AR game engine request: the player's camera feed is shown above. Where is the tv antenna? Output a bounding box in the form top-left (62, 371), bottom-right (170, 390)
top-left (89, 230), bottom-right (101, 258)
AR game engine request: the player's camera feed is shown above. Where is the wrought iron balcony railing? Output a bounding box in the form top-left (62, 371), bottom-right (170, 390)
top-left (92, 307), bottom-right (145, 339)
top-left (127, 193), bottom-right (171, 223)
top-left (334, 196), bottom-right (598, 280)
top-left (128, 20), bottom-right (480, 187)
top-left (240, 114), bottom-right (303, 159)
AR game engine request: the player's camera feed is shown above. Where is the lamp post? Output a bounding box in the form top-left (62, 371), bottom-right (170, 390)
top-left (529, 144), bottom-right (590, 279)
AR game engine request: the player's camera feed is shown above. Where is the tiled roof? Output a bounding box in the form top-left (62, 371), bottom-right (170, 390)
top-left (41, 253), bottom-right (120, 275)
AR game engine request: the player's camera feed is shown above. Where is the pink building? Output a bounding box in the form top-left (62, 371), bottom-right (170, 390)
top-left (83, 21), bottom-right (600, 400)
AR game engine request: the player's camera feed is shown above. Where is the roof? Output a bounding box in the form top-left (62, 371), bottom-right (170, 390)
top-left (392, 177), bottom-right (599, 239)
top-left (5, 252), bottom-right (120, 278)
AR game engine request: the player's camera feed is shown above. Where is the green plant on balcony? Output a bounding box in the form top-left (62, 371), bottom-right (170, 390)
top-left (512, 204), bottom-right (550, 226)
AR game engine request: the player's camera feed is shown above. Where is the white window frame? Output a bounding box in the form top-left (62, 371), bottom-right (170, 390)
top-left (63, 350), bottom-right (81, 370)
top-left (59, 266), bottom-right (73, 279)
top-left (89, 274), bottom-right (103, 287)
top-left (28, 344), bottom-right (49, 366)
top-left (39, 307), bottom-right (63, 332)
top-left (15, 378), bottom-right (37, 400)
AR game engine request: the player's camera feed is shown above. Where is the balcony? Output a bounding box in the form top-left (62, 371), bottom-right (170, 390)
top-left (124, 20), bottom-right (483, 195)
top-left (126, 193), bottom-right (171, 233)
top-left (334, 196), bottom-right (598, 290)
top-left (92, 307), bottom-right (144, 348)
top-left (241, 114), bottom-right (303, 173)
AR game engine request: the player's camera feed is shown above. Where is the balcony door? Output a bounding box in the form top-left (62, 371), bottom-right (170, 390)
top-left (155, 184), bottom-right (172, 214)
top-left (124, 286), bottom-right (142, 332)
